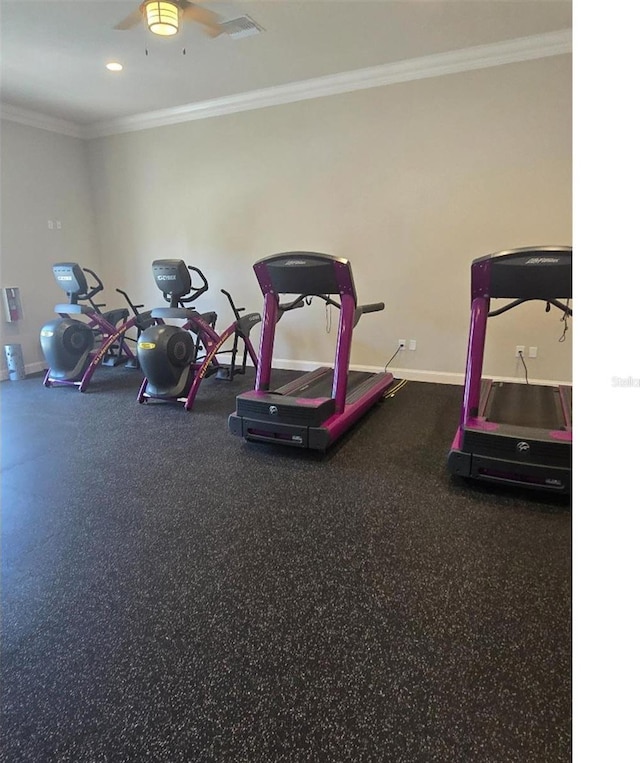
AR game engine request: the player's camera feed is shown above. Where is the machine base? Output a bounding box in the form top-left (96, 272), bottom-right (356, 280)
top-left (228, 412), bottom-right (332, 451)
top-left (448, 448), bottom-right (571, 494)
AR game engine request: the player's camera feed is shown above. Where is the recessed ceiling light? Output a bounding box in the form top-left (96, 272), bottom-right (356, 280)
top-left (106, 62), bottom-right (123, 72)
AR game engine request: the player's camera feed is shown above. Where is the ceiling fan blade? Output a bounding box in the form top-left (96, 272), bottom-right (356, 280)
top-left (113, 6), bottom-right (144, 31)
top-left (180, 1), bottom-right (225, 36)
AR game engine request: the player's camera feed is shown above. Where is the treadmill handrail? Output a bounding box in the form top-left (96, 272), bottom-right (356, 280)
top-left (276, 296), bottom-right (306, 323)
top-left (279, 295), bottom-right (306, 312)
top-left (286, 294), bottom-right (341, 309)
top-left (354, 301), bottom-right (385, 327)
top-left (277, 294), bottom-right (385, 327)
top-left (359, 301), bottom-right (385, 314)
top-left (488, 297), bottom-right (572, 318)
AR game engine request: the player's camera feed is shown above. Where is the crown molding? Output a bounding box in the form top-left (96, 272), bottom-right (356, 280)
top-left (2, 29), bottom-right (571, 140)
top-left (0, 103), bottom-right (85, 138)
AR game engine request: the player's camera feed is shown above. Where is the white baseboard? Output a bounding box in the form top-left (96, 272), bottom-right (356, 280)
top-left (271, 358), bottom-right (571, 388)
top-left (0, 357), bottom-right (570, 389)
top-left (0, 360), bottom-right (47, 382)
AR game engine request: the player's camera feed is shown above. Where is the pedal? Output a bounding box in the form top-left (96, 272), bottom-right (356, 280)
top-left (102, 355), bottom-right (127, 367)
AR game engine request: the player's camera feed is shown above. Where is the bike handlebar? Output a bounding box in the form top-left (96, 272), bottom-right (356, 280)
top-left (115, 288), bottom-right (145, 316)
top-left (220, 289), bottom-right (245, 319)
top-left (179, 265), bottom-right (208, 303)
top-left (81, 267), bottom-right (104, 302)
top-left (162, 265), bottom-right (209, 305)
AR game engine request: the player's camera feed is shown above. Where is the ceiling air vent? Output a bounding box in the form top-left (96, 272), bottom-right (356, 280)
top-left (220, 15), bottom-right (264, 39)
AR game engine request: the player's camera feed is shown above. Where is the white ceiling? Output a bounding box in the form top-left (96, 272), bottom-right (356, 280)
top-left (0, 0), bottom-right (572, 129)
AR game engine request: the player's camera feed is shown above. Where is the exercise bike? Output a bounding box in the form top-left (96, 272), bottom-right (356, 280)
top-left (136, 259), bottom-right (261, 410)
top-left (40, 262), bottom-right (152, 392)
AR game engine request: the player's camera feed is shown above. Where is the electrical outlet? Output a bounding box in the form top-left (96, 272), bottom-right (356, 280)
top-left (398, 339), bottom-right (406, 350)
top-left (529, 346), bottom-right (538, 358)
top-left (409, 339), bottom-right (417, 351)
top-left (515, 345), bottom-right (525, 357)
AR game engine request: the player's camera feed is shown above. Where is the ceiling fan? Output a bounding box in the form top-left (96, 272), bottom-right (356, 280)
top-left (114, 0), bottom-right (225, 38)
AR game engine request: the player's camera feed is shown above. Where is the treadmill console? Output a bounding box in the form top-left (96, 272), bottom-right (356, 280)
top-left (473, 246), bottom-right (572, 301)
top-left (254, 251), bottom-right (356, 300)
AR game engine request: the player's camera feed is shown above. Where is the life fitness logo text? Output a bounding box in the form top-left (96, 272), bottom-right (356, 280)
top-left (525, 257), bottom-right (560, 265)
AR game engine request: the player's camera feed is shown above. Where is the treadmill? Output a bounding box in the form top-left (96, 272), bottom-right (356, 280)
top-left (447, 246), bottom-right (572, 493)
top-left (228, 251), bottom-right (394, 450)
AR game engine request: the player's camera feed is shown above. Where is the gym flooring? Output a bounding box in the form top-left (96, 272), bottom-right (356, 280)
top-left (1, 367), bottom-right (571, 762)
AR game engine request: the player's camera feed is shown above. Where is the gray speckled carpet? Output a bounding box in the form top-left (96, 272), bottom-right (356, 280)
top-left (1, 366), bottom-right (571, 762)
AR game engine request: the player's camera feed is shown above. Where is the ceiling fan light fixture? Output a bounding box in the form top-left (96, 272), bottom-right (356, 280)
top-left (145, 1), bottom-right (180, 36)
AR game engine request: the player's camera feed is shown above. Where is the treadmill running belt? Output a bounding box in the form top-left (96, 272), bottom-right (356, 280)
top-left (485, 382), bottom-right (562, 430)
top-left (292, 370), bottom-right (373, 399)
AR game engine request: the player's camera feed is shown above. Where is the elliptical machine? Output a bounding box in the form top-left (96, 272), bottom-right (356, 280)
top-left (136, 259), bottom-right (261, 410)
top-left (40, 262), bottom-right (151, 392)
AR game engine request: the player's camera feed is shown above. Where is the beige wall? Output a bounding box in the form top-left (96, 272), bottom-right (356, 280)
top-left (2, 53), bottom-right (572, 383)
top-left (0, 120), bottom-right (100, 375)
top-left (88, 54), bottom-right (572, 383)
